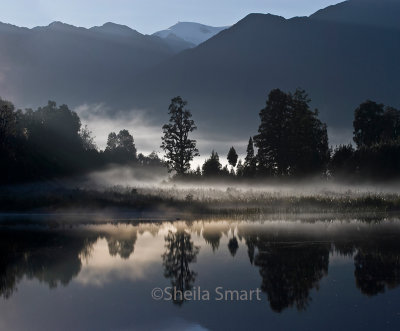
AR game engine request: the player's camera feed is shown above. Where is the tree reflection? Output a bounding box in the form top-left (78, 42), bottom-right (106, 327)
top-left (256, 242), bottom-right (330, 312)
top-left (202, 224), bottom-right (229, 253)
top-left (0, 225), bottom-right (140, 299)
top-left (106, 231), bottom-right (138, 260)
top-left (2, 220), bottom-right (400, 307)
top-left (162, 230), bottom-right (200, 305)
top-left (228, 237), bottom-right (239, 257)
top-left (332, 234), bottom-right (400, 297)
top-left (354, 242), bottom-right (400, 296)
top-left (239, 226), bottom-right (331, 312)
top-left (0, 229), bottom-right (97, 298)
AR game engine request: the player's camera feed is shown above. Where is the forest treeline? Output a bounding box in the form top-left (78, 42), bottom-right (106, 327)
top-left (1, 88), bottom-right (399, 184)
top-left (0, 100), bottom-right (164, 184)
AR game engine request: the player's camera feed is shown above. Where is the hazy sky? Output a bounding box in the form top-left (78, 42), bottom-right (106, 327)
top-left (1, 0), bottom-right (344, 34)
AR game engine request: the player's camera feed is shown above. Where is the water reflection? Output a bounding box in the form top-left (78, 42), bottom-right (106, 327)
top-left (247, 238), bottom-right (329, 312)
top-left (162, 230), bottom-right (200, 305)
top-left (0, 229), bottom-right (96, 298)
top-left (1, 218), bottom-right (400, 314)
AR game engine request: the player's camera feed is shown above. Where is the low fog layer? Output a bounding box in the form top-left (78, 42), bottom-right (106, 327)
top-left (81, 164), bottom-right (400, 196)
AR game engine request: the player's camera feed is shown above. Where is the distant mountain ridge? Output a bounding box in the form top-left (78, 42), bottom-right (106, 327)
top-left (0, 20), bottom-right (193, 108)
top-left (125, 0), bottom-right (400, 141)
top-left (153, 22), bottom-right (229, 46)
top-left (0, 0), bottom-right (399, 148)
top-left (311, 0), bottom-right (400, 30)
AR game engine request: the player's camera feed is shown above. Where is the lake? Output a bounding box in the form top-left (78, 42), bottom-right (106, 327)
top-left (1, 216), bottom-right (400, 330)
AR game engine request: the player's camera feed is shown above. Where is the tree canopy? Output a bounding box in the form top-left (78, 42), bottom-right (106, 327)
top-left (105, 129), bottom-right (137, 163)
top-left (202, 150), bottom-right (222, 177)
top-left (254, 89), bottom-right (329, 177)
top-left (227, 146), bottom-right (238, 168)
top-left (161, 96), bottom-right (199, 174)
top-left (353, 100), bottom-right (400, 148)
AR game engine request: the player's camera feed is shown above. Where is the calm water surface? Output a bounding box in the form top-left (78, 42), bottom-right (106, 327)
top-left (1, 217), bottom-right (400, 330)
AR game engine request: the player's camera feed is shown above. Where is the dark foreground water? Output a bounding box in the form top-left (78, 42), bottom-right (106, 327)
top-left (1, 216), bottom-right (400, 331)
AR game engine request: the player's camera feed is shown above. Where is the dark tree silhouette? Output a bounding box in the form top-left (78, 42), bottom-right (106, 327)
top-left (79, 125), bottom-right (97, 151)
top-left (254, 89), bottom-right (291, 175)
top-left (353, 101), bottom-right (400, 147)
top-left (106, 132), bottom-right (118, 150)
top-left (105, 129), bottom-right (137, 163)
top-left (329, 144), bottom-right (356, 177)
top-left (255, 88), bottom-right (329, 176)
top-left (353, 101), bottom-right (386, 148)
top-left (381, 106), bottom-right (400, 142)
top-left (0, 98), bottom-right (20, 154)
top-left (244, 137), bottom-right (256, 177)
top-left (202, 150), bottom-right (222, 177)
top-left (356, 141), bottom-right (400, 178)
top-left (0, 98), bottom-right (25, 183)
top-left (0, 98), bottom-right (167, 184)
top-left (288, 89), bottom-right (329, 176)
top-left (227, 146), bottom-right (238, 168)
top-left (162, 230), bottom-right (200, 305)
top-left (161, 96), bottom-right (199, 174)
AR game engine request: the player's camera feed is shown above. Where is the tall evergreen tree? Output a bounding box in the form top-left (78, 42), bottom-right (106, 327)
top-left (202, 150), bottom-right (222, 177)
top-left (161, 97), bottom-right (199, 174)
top-left (245, 137), bottom-right (254, 166)
top-left (227, 146), bottom-right (238, 168)
top-left (288, 89), bottom-right (329, 176)
top-left (254, 89), bottom-right (291, 175)
top-left (244, 137), bottom-right (257, 177)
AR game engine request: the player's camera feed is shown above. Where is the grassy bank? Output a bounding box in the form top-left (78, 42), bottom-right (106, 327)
top-left (1, 184), bottom-right (400, 216)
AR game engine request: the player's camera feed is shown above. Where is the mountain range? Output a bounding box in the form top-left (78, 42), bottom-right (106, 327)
top-left (153, 22), bottom-right (228, 46)
top-left (0, 0), bottom-right (399, 148)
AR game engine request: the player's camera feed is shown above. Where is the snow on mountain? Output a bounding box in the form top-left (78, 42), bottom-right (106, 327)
top-left (153, 22), bottom-right (229, 46)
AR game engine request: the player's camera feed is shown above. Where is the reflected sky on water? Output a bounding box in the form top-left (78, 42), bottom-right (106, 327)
top-left (1, 218), bottom-right (400, 330)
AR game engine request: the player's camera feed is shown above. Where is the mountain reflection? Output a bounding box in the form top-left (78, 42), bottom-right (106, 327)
top-left (1, 219), bottom-right (400, 313)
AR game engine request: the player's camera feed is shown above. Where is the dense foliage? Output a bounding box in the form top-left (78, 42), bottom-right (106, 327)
top-left (1, 88), bottom-right (399, 184)
top-left (0, 100), bottom-right (164, 184)
top-left (254, 89), bottom-right (329, 177)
